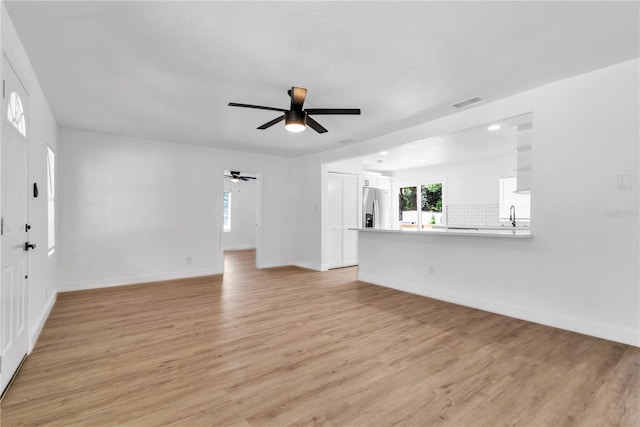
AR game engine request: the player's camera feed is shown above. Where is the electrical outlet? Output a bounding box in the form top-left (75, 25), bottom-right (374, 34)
top-left (617, 174), bottom-right (632, 189)
top-left (186, 256), bottom-right (192, 265)
top-left (428, 265), bottom-right (435, 275)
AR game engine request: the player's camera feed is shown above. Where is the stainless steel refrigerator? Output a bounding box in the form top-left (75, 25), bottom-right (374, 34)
top-left (362, 187), bottom-right (391, 229)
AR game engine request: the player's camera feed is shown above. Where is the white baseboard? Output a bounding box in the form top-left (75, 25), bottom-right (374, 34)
top-left (293, 261), bottom-right (322, 271)
top-left (29, 292), bottom-right (57, 353)
top-left (358, 272), bottom-right (640, 347)
top-left (61, 268), bottom-right (222, 292)
top-left (223, 245), bottom-right (256, 251)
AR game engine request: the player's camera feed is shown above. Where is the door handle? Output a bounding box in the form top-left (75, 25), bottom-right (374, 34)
top-left (24, 242), bottom-right (36, 251)
top-left (373, 200), bottom-right (380, 228)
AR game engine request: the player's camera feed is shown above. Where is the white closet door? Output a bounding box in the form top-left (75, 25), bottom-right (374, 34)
top-left (342, 174), bottom-right (358, 266)
top-left (327, 173), bottom-right (343, 269)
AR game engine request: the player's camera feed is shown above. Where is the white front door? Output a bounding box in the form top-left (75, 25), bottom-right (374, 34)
top-left (1, 53), bottom-right (30, 394)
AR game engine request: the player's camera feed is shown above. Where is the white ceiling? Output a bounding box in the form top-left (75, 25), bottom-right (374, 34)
top-left (359, 113), bottom-right (531, 172)
top-left (5, 1), bottom-right (639, 157)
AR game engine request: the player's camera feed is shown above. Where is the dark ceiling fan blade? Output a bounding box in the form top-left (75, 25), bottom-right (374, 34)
top-left (257, 115), bottom-right (285, 130)
top-left (289, 87), bottom-right (307, 111)
top-left (305, 108), bottom-right (361, 115)
top-left (306, 116), bottom-right (328, 134)
top-left (228, 102), bottom-right (287, 112)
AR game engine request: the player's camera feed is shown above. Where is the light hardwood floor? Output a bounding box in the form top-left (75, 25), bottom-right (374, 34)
top-left (1, 250), bottom-right (638, 426)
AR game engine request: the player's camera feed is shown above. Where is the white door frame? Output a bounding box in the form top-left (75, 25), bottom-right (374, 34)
top-left (254, 171), bottom-right (263, 269)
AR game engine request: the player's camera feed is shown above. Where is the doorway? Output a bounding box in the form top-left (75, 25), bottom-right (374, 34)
top-left (1, 52), bottom-right (30, 394)
top-left (221, 170), bottom-right (261, 272)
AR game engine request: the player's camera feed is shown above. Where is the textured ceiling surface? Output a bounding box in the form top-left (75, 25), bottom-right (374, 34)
top-left (357, 113), bottom-right (532, 172)
top-left (5, 1), bottom-right (639, 157)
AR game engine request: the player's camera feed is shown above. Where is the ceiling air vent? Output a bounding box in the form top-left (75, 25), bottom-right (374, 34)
top-left (450, 97), bottom-right (483, 109)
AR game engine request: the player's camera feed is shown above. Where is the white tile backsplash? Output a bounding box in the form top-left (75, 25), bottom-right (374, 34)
top-left (447, 203), bottom-right (503, 228)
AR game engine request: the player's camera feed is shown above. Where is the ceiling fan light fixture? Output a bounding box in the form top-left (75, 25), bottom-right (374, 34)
top-left (229, 86), bottom-right (360, 133)
top-left (230, 178), bottom-right (239, 183)
top-left (285, 123), bottom-right (306, 133)
top-left (284, 110), bottom-right (306, 133)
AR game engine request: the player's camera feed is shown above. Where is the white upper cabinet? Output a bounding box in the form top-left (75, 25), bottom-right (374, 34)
top-left (360, 173), bottom-right (391, 190)
top-left (376, 176), bottom-right (392, 190)
top-left (360, 173), bottom-right (377, 188)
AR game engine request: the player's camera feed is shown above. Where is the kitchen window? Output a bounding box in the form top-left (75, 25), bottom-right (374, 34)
top-left (499, 176), bottom-right (530, 223)
top-left (398, 181), bottom-right (444, 229)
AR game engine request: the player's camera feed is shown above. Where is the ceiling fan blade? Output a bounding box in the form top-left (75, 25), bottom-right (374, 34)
top-left (305, 108), bottom-right (361, 115)
top-left (257, 115), bottom-right (285, 130)
top-left (306, 116), bottom-right (328, 134)
top-left (240, 177), bottom-right (250, 181)
top-left (289, 87), bottom-right (307, 111)
top-left (228, 102), bottom-right (287, 112)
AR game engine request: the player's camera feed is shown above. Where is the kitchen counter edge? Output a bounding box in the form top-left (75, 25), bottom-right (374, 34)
top-left (349, 228), bottom-right (533, 239)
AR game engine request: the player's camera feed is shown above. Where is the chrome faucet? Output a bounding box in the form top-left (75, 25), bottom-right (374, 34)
top-left (509, 205), bottom-right (516, 227)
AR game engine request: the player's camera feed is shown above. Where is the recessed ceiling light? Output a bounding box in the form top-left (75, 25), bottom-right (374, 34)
top-left (419, 159), bottom-right (426, 163)
top-left (488, 124), bottom-right (501, 131)
top-left (379, 151), bottom-right (388, 155)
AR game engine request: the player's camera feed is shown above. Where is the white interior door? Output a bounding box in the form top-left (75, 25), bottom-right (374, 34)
top-left (327, 173), bottom-right (343, 269)
top-left (1, 54), bottom-right (30, 394)
top-left (327, 173), bottom-right (358, 269)
top-left (342, 174), bottom-right (358, 267)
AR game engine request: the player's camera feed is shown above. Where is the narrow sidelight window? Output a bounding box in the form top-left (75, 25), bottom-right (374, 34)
top-left (47, 146), bottom-right (55, 255)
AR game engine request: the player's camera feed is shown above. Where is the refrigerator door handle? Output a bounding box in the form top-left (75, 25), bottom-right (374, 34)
top-left (373, 199), bottom-right (379, 228)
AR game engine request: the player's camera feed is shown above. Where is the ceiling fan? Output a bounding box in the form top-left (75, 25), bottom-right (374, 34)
top-left (228, 87), bottom-right (361, 134)
top-left (225, 171), bottom-right (256, 182)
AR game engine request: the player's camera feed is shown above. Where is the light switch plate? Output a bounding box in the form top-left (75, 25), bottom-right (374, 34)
top-left (617, 174), bottom-right (632, 189)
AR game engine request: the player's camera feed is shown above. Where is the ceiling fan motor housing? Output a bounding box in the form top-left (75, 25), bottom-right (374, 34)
top-left (285, 109), bottom-right (306, 127)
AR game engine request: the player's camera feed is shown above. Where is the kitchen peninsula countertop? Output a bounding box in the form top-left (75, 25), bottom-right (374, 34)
top-left (350, 225), bottom-right (532, 239)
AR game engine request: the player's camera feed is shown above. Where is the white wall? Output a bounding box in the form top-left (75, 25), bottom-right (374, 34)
top-left (1, 3), bottom-right (58, 351)
top-left (222, 177), bottom-right (257, 251)
top-left (355, 59), bottom-right (640, 346)
top-left (392, 154), bottom-right (514, 207)
top-left (57, 128), bottom-right (293, 291)
top-left (291, 153), bottom-right (323, 270)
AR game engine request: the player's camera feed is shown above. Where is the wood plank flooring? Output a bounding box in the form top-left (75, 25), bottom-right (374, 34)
top-left (1, 249), bottom-right (638, 426)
